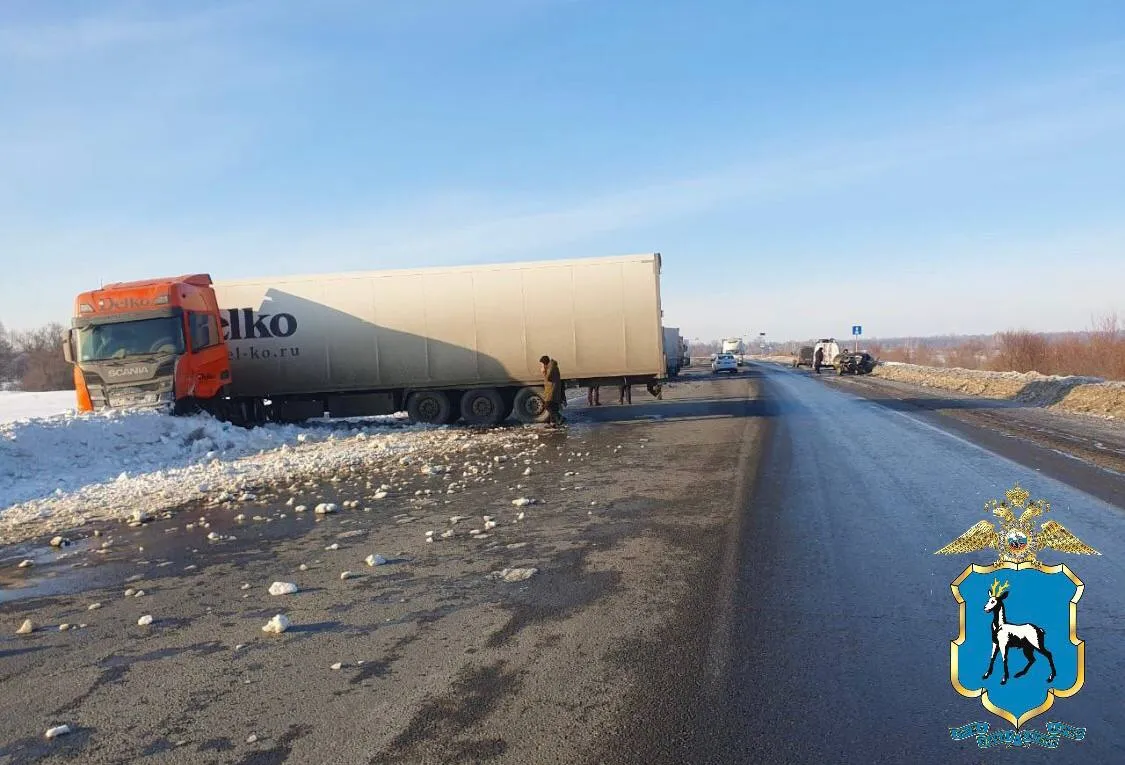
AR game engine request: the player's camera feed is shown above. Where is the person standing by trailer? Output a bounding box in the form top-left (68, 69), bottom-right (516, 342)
top-left (814, 346), bottom-right (825, 374)
top-left (540, 355), bottom-right (565, 427)
top-left (619, 379), bottom-right (632, 405)
top-left (587, 384), bottom-right (601, 406)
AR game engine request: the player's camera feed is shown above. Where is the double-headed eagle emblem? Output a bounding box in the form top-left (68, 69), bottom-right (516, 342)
top-left (936, 484), bottom-right (1099, 566)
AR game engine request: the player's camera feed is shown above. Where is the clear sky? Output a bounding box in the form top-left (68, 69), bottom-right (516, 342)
top-left (2, 0), bottom-right (1123, 343)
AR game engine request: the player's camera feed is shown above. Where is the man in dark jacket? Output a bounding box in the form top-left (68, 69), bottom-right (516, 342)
top-left (540, 355), bottom-right (564, 427)
top-left (814, 346), bottom-right (824, 374)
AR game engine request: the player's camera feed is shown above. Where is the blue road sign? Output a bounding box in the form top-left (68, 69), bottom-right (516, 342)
top-left (852, 325), bottom-right (862, 335)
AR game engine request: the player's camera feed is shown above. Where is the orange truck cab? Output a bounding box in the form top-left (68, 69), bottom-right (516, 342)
top-left (63, 275), bottom-right (231, 414)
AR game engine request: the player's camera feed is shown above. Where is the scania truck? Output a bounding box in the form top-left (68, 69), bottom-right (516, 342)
top-left (63, 254), bottom-right (667, 426)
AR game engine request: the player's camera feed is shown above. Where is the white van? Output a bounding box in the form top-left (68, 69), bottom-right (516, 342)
top-left (813, 339), bottom-right (842, 370)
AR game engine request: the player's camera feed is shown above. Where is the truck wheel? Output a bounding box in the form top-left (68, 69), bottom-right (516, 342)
top-left (511, 386), bottom-right (550, 424)
top-left (406, 390), bottom-right (453, 425)
top-left (460, 388), bottom-right (505, 426)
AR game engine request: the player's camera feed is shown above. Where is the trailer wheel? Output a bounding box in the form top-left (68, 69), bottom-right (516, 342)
top-left (406, 390), bottom-right (453, 425)
top-left (511, 386), bottom-right (550, 424)
top-left (460, 388), bottom-right (505, 426)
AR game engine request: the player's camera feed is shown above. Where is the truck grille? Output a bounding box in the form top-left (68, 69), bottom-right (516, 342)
top-left (88, 376), bottom-right (174, 410)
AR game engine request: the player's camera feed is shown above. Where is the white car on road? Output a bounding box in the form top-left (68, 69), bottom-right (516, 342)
top-left (711, 353), bottom-right (738, 374)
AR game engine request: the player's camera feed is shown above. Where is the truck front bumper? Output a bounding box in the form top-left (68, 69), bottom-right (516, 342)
top-left (86, 376), bottom-right (176, 412)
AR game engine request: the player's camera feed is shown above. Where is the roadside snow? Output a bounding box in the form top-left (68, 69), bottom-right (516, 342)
top-left (1, 402), bottom-right (545, 544)
top-left (872, 363), bottom-right (1124, 419)
top-left (0, 390), bottom-right (75, 424)
top-left (1, 406), bottom-right (407, 519)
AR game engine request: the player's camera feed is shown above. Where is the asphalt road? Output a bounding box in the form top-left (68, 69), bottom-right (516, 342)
top-left (600, 363), bottom-right (1125, 765)
top-left (2, 364), bottom-right (1123, 764)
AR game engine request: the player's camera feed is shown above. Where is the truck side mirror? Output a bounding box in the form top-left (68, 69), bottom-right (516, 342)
top-left (62, 332), bottom-right (74, 364)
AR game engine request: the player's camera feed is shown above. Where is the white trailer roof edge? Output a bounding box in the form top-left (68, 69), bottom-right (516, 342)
top-left (214, 253), bottom-right (661, 288)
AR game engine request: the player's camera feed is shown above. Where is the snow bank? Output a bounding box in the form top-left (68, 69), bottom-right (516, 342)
top-left (0, 403), bottom-right (543, 543)
top-left (872, 363), bottom-right (1125, 419)
top-left (1, 406), bottom-right (398, 511)
top-left (0, 391), bottom-right (75, 424)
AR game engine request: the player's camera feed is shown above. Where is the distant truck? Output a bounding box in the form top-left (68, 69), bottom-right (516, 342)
top-left (63, 254), bottom-right (667, 426)
top-left (721, 337), bottom-right (745, 365)
top-left (663, 327), bottom-right (684, 377)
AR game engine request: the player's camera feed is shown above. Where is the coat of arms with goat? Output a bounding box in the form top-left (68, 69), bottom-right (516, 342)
top-left (935, 484), bottom-right (1099, 728)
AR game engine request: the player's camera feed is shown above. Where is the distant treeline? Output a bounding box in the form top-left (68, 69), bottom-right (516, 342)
top-left (865, 320), bottom-right (1125, 381)
top-left (0, 322), bottom-right (73, 391)
top-left (688, 314), bottom-right (1123, 381)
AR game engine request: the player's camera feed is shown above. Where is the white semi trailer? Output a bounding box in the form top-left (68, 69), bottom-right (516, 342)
top-left (207, 253), bottom-right (667, 424)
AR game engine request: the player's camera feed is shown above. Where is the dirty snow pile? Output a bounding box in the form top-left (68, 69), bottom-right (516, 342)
top-left (0, 399), bottom-right (550, 543)
top-left (873, 363), bottom-right (1125, 420)
top-left (0, 402), bottom-right (442, 540)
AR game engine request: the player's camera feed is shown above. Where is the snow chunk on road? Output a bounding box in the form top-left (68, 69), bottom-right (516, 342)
top-left (269, 582), bottom-right (298, 596)
top-left (137, 615), bottom-right (153, 626)
top-left (492, 567), bottom-right (539, 582)
top-left (16, 619), bottom-right (34, 634)
top-left (44, 724), bottom-right (73, 739)
top-left (512, 497), bottom-right (536, 507)
top-left (262, 614), bottom-right (290, 634)
top-left (365, 554), bottom-right (388, 566)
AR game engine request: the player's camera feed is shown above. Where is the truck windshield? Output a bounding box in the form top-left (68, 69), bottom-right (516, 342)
top-left (76, 317), bottom-right (185, 361)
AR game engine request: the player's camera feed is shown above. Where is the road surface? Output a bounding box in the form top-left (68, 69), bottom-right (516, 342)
top-left (598, 363), bottom-right (1125, 764)
top-left (1, 364), bottom-right (1123, 764)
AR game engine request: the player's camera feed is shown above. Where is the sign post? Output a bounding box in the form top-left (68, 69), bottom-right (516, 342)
top-left (852, 324), bottom-right (862, 353)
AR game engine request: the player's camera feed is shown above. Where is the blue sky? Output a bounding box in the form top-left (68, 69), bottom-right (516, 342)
top-left (1, 0), bottom-right (1123, 342)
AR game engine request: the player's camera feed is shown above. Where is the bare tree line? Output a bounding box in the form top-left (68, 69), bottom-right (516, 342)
top-left (0, 321), bottom-right (73, 391)
top-left (687, 314), bottom-right (1125, 381)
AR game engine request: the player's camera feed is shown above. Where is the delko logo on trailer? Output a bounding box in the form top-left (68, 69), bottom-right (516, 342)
top-left (221, 308), bottom-right (298, 340)
top-left (936, 484), bottom-right (1099, 750)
